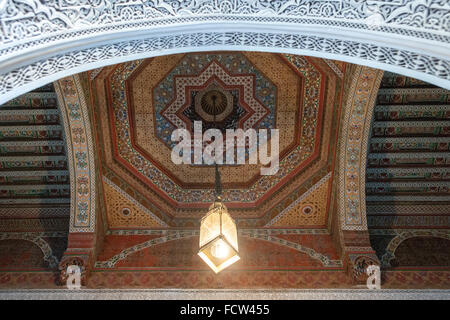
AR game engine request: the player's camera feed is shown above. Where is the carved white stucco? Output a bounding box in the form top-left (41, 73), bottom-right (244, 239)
top-left (0, 0), bottom-right (449, 104)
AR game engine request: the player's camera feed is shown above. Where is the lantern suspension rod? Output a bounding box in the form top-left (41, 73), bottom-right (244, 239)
top-left (212, 95), bottom-right (222, 200)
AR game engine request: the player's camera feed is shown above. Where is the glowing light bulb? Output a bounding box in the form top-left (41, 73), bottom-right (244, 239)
top-left (210, 240), bottom-right (229, 259)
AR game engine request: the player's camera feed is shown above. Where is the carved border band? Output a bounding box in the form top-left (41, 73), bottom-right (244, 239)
top-left (55, 75), bottom-right (96, 232)
top-left (0, 1), bottom-right (449, 104)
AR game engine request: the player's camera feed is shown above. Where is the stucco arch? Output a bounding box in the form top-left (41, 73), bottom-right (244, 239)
top-left (0, 1), bottom-right (449, 105)
top-left (0, 233), bottom-right (59, 269)
top-left (381, 230), bottom-right (450, 267)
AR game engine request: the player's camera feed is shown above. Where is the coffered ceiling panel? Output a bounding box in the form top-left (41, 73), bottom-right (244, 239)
top-left (91, 52), bottom-right (344, 227)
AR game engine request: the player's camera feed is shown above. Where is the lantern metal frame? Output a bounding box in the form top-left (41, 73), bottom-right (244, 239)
top-left (198, 199), bottom-right (240, 273)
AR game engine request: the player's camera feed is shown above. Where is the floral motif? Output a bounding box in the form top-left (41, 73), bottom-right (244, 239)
top-left (339, 66), bottom-right (383, 230)
top-left (56, 75), bottom-right (95, 232)
top-left (75, 151), bottom-right (87, 169)
top-left (67, 103), bottom-right (81, 120)
top-left (77, 202), bottom-right (88, 223)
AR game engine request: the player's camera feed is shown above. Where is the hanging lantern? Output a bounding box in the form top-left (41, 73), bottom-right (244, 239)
top-left (198, 98), bottom-right (239, 273)
top-left (198, 198), bottom-right (240, 273)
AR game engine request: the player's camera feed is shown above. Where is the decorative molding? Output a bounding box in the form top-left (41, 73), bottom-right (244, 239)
top-left (366, 181), bottom-right (450, 188)
top-left (0, 155), bottom-right (66, 161)
top-left (367, 167), bottom-right (449, 174)
top-left (0, 140), bottom-right (65, 147)
top-left (374, 104), bottom-right (450, 112)
top-left (107, 228), bottom-right (330, 236)
top-left (344, 246), bottom-right (375, 252)
top-left (377, 88), bottom-right (449, 95)
top-left (0, 184), bottom-right (70, 191)
top-left (0, 217), bottom-right (69, 231)
top-left (0, 231), bottom-right (67, 238)
top-left (1, 1), bottom-right (449, 44)
top-left (0, 1), bottom-right (449, 104)
top-left (0, 207), bottom-right (69, 218)
top-left (368, 215), bottom-right (450, 228)
top-left (0, 92), bottom-right (56, 103)
top-left (0, 170), bottom-right (69, 177)
top-left (367, 204), bottom-right (450, 215)
top-left (0, 289), bottom-right (448, 300)
top-left (88, 68), bottom-right (103, 81)
top-left (367, 195), bottom-right (450, 202)
top-left (239, 229), bottom-right (329, 236)
top-left (324, 59), bottom-right (344, 79)
top-left (338, 66), bottom-right (384, 230)
top-left (0, 216), bottom-right (69, 231)
top-left (369, 229), bottom-right (403, 236)
top-left (381, 230), bottom-right (450, 267)
top-left (372, 121), bottom-right (450, 128)
top-left (368, 152), bottom-right (450, 159)
top-left (0, 198), bottom-right (70, 204)
top-left (0, 109), bottom-right (60, 116)
top-left (243, 232), bottom-right (342, 267)
top-left (95, 230), bottom-right (198, 268)
top-left (1, 0), bottom-right (449, 44)
top-left (0, 124), bottom-right (61, 131)
top-left (0, 232), bottom-right (65, 268)
top-left (55, 76), bottom-right (96, 233)
top-left (369, 229), bottom-right (450, 235)
top-left (96, 228), bottom-right (336, 268)
top-left (107, 229), bottom-right (167, 236)
top-left (370, 136), bottom-right (450, 143)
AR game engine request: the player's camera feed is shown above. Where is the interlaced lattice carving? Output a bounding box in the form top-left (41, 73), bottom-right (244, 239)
top-left (0, 1), bottom-right (448, 103)
top-left (1, 0), bottom-right (448, 45)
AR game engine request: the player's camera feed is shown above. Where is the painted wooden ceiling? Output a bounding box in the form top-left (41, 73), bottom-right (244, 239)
top-left (366, 72), bottom-right (450, 269)
top-left (90, 52), bottom-right (345, 229)
top-left (0, 84), bottom-right (70, 233)
top-left (0, 62), bottom-right (448, 288)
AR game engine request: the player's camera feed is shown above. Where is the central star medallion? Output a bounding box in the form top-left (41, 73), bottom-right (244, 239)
top-left (161, 61), bottom-right (270, 134)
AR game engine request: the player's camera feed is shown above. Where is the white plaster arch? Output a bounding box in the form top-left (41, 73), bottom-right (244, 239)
top-left (0, 1), bottom-right (449, 104)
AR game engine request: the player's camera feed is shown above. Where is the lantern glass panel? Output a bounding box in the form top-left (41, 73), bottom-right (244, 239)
top-left (198, 201), bottom-right (240, 273)
top-left (198, 237), bottom-right (240, 273)
top-left (199, 206), bottom-right (221, 248)
top-left (221, 211), bottom-right (238, 251)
